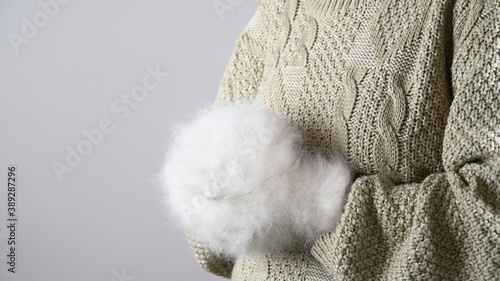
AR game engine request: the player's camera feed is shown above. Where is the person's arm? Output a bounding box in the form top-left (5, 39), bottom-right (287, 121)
top-left (311, 1), bottom-right (500, 279)
top-left (213, 0), bottom-right (282, 105)
top-left (186, 0), bottom-right (282, 278)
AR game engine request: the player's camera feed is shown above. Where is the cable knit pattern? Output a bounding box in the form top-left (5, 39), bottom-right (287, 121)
top-left (373, 73), bottom-right (406, 183)
top-left (187, 0), bottom-right (500, 279)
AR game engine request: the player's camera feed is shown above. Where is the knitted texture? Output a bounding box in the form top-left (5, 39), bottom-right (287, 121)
top-left (188, 0), bottom-right (500, 279)
top-left (163, 101), bottom-right (352, 258)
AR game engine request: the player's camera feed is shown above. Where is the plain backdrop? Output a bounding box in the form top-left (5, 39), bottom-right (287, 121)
top-left (0, 0), bottom-right (261, 280)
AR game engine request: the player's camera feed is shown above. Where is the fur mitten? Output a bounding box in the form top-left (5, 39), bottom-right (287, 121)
top-left (162, 101), bottom-right (352, 258)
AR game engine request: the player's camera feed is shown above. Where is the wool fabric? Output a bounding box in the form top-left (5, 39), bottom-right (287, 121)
top-left (186, 0), bottom-right (500, 279)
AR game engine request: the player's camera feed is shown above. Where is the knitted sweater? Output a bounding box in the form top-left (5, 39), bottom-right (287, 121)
top-left (187, 0), bottom-right (500, 279)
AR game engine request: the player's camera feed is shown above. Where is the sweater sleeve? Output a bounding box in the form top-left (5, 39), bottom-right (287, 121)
top-left (311, 2), bottom-right (500, 280)
top-left (185, 0), bottom-right (280, 278)
top-left (213, 0), bottom-right (279, 105)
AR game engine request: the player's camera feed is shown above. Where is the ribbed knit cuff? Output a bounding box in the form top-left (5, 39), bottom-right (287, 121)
top-left (186, 233), bottom-right (234, 278)
top-left (310, 231), bottom-right (339, 276)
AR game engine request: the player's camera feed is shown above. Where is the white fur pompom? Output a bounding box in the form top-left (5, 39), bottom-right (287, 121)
top-left (162, 101), bottom-right (352, 258)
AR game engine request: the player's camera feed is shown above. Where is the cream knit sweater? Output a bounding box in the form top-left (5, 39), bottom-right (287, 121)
top-left (187, 0), bottom-right (500, 279)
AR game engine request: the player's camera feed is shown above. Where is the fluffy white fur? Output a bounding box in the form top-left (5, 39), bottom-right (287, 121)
top-left (162, 101), bottom-right (352, 258)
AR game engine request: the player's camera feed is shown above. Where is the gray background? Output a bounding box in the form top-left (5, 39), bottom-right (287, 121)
top-left (0, 0), bottom-right (260, 280)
